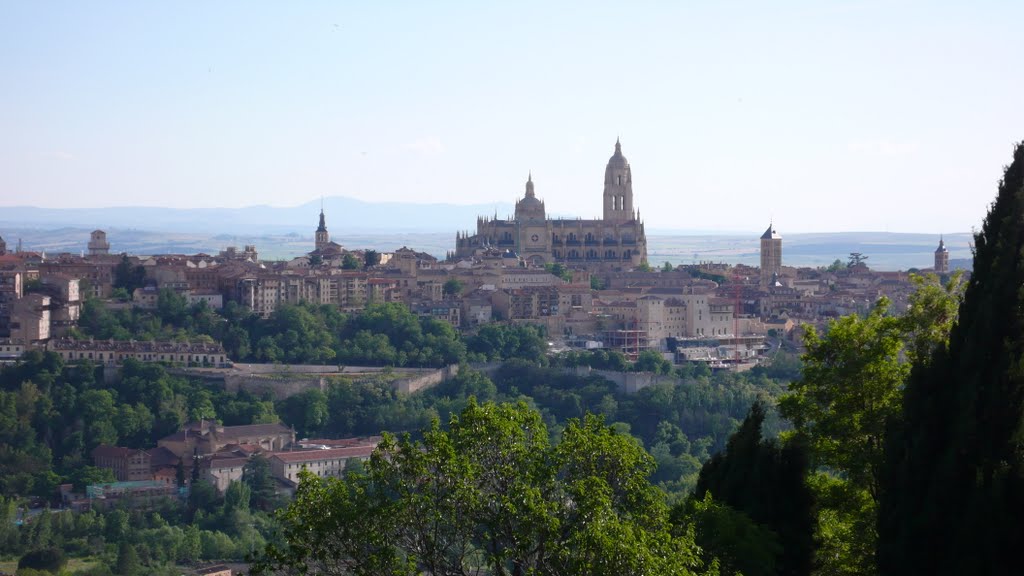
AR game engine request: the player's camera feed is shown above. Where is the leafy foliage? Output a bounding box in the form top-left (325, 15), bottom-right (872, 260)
top-left (18, 547), bottom-right (67, 573)
top-left (676, 493), bottom-right (781, 576)
top-left (255, 400), bottom-right (714, 576)
top-left (465, 324), bottom-right (547, 363)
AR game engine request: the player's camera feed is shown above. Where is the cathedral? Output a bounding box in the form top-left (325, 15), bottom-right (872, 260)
top-left (454, 140), bottom-right (648, 268)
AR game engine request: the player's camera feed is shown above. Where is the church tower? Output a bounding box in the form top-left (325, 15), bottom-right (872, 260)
top-left (603, 139), bottom-right (634, 223)
top-left (315, 209), bottom-right (330, 251)
top-left (934, 236), bottom-right (949, 273)
top-left (88, 230), bottom-right (110, 256)
top-left (760, 222), bottom-right (782, 287)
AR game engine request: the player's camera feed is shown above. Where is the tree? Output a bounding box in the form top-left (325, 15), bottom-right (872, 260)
top-left (254, 400), bottom-right (714, 576)
top-left (846, 252), bottom-right (868, 268)
top-left (341, 253), bottom-right (360, 270)
top-left (243, 455), bottom-right (279, 511)
top-left (689, 401), bottom-right (815, 576)
top-left (544, 262), bottom-right (573, 282)
top-left (779, 300), bottom-right (905, 574)
top-left (634, 350), bottom-right (672, 374)
top-left (676, 493), bottom-right (781, 576)
top-left (780, 299), bottom-right (906, 501)
top-left (114, 541), bottom-right (141, 576)
top-left (878, 142), bottom-right (1024, 575)
top-left (442, 277), bottom-right (463, 299)
top-left (363, 250), bottom-right (381, 268)
top-left (898, 272), bottom-right (965, 366)
top-left (224, 480), bottom-right (252, 514)
top-left (113, 255), bottom-right (147, 294)
top-left (17, 547), bottom-right (66, 573)
top-left (156, 288), bottom-right (188, 325)
top-left (662, 261), bottom-right (674, 272)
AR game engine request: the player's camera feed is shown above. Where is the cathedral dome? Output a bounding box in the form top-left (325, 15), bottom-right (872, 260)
top-left (516, 174), bottom-right (545, 219)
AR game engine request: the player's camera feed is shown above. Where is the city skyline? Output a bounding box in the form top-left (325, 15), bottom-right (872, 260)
top-left (2, 1), bottom-right (1023, 234)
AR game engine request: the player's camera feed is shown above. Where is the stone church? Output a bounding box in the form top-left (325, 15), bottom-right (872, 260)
top-left (454, 140), bottom-right (648, 268)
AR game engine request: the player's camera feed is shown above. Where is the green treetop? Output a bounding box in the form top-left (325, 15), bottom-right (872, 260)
top-left (254, 399), bottom-right (716, 576)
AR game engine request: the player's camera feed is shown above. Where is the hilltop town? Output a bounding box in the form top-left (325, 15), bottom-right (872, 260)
top-left (1, 141), bottom-right (955, 372)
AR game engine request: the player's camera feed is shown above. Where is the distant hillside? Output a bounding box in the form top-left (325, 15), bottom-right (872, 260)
top-left (0, 222), bottom-right (973, 272)
top-left (649, 231), bottom-right (974, 272)
top-left (0, 196), bottom-right (517, 234)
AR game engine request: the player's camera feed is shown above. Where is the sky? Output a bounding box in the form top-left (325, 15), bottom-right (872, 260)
top-left (1, 1), bottom-right (1022, 234)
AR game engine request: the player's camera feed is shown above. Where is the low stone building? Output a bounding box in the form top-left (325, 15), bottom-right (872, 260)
top-left (158, 421), bottom-right (295, 459)
top-left (269, 444), bottom-right (378, 485)
top-left (48, 338), bottom-right (229, 366)
top-left (91, 445), bottom-right (152, 482)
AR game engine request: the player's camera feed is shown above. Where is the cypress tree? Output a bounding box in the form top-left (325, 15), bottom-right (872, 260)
top-left (692, 402), bottom-right (816, 576)
top-left (879, 142), bottom-right (1024, 574)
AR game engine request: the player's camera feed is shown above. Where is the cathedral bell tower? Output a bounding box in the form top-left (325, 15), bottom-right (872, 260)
top-left (603, 138), bottom-right (634, 223)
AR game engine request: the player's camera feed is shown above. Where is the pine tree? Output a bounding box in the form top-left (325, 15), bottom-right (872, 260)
top-left (879, 142), bottom-right (1024, 575)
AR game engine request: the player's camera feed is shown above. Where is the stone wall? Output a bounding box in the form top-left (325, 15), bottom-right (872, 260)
top-left (165, 364), bottom-right (459, 400)
top-left (393, 364), bottom-right (460, 394)
top-left (223, 372), bottom-right (326, 399)
top-left (571, 366), bottom-right (677, 394)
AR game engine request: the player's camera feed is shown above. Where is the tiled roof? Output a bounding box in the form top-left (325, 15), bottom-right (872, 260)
top-left (270, 446), bottom-right (376, 463)
top-left (91, 445), bottom-right (146, 459)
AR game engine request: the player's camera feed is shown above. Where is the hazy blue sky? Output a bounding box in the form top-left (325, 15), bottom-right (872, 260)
top-left (2, 1), bottom-right (1021, 233)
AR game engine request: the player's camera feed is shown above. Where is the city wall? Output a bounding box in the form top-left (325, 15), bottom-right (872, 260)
top-left (469, 362), bottom-right (676, 395)
top-left (571, 366), bottom-right (677, 394)
top-left (160, 364), bottom-right (459, 400)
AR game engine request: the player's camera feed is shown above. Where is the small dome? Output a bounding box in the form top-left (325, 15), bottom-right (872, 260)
top-left (516, 173), bottom-right (545, 219)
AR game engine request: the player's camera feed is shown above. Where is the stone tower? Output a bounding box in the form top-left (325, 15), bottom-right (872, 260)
top-left (0, 235), bottom-right (6, 256)
top-left (603, 139), bottom-right (634, 223)
top-left (88, 230), bottom-right (110, 256)
top-left (760, 223), bottom-right (782, 287)
top-left (934, 236), bottom-right (950, 274)
top-left (315, 210), bottom-right (330, 251)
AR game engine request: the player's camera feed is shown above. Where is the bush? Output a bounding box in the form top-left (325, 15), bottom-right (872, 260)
top-left (18, 547), bottom-right (67, 573)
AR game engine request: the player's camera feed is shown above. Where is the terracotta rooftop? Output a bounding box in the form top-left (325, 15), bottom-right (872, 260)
top-left (269, 446), bottom-right (376, 463)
